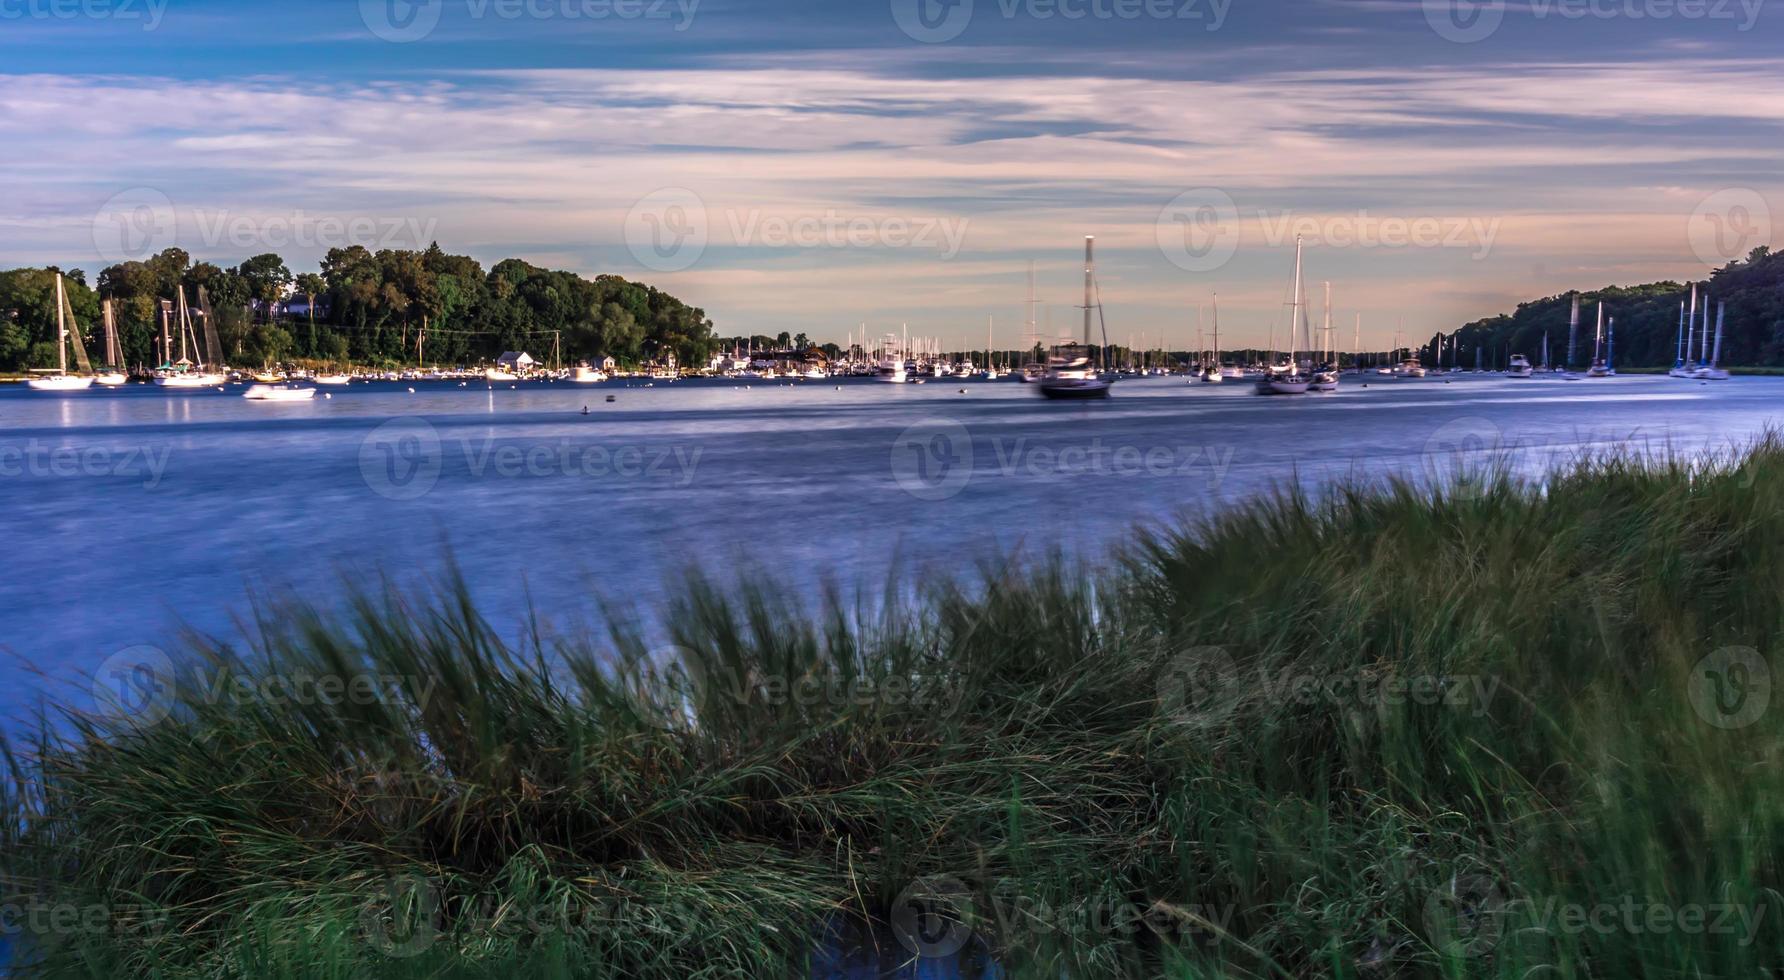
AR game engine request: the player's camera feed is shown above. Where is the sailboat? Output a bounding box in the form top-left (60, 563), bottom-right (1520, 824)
top-left (1259, 236), bottom-right (1311, 395)
top-left (154, 287), bottom-right (227, 387)
top-left (1694, 301), bottom-right (1730, 380)
top-left (1201, 297), bottom-right (1224, 383)
top-left (980, 316), bottom-right (1001, 380)
top-left (1310, 281), bottom-right (1339, 391)
top-left (27, 273), bottom-right (96, 391)
top-left (1038, 236), bottom-right (1114, 400)
top-left (94, 299), bottom-right (128, 385)
top-left (1585, 302), bottom-right (1612, 377)
top-left (1670, 290), bottom-right (1693, 377)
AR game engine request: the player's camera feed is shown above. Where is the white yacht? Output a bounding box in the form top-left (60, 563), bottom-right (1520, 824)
top-left (1507, 354), bottom-right (1534, 377)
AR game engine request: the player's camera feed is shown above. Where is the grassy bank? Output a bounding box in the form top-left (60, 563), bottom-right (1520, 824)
top-left (7, 440), bottom-right (1784, 978)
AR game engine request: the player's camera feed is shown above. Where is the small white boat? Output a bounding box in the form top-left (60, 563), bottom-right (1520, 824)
top-left (485, 369), bottom-right (519, 382)
top-left (1506, 354), bottom-right (1534, 378)
top-left (94, 372), bottom-right (129, 386)
top-left (315, 374), bottom-right (352, 385)
top-left (571, 365), bottom-right (608, 383)
top-left (27, 374), bottom-right (95, 391)
top-left (243, 384), bottom-right (317, 401)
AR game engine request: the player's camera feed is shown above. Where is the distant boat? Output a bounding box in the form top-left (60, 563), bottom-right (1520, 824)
top-left (571, 364), bottom-right (608, 383)
top-left (315, 374), bottom-right (352, 385)
top-left (1309, 282), bottom-right (1339, 392)
top-left (243, 384), bottom-right (316, 401)
top-left (1693, 300), bottom-right (1730, 380)
top-left (1039, 236), bottom-right (1114, 400)
top-left (27, 273), bottom-right (96, 392)
top-left (1200, 297), bottom-right (1224, 383)
top-left (1586, 302), bottom-right (1612, 377)
top-left (1258, 237), bottom-right (1311, 395)
top-left (485, 368), bottom-right (519, 382)
top-left (1507, 354), bottom-right (1534, 377)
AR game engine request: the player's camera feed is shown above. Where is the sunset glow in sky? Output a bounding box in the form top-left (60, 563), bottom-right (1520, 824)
top-left (2, 0), bottom-right (1778, 349)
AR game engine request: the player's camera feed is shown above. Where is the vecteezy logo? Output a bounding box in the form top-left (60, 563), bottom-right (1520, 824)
top-left (91, 645), bottom-right (177, 728)
top-left (1421, 416), bottom-right (1502, 502)
top-left (1423, 872), bottom-right (1505, 959)
top-left (359, 417), bottom-right (443, 501)
top-left (1157, 188), bottom-right (1241, 273)
top-left (360, 0), bottom-right (444, 42)
top-left (1423, 0), bottom-right (1505, 43)
top-left (624, 188), bottom-right (709, 273)
top-left (891, 0), bottom-right (973, 42)
top-left (891, 419), bottom-right (974, 501)
top-left (360, 872), bottom-right (441, 958)
top-left (1158, 646), bottom-right (1239, 728)
top-left (890, 875), bottom-right (975, 958)
top-left (1689, 189), bottom-right (1771, 268)
top-left (1690, 646), bottom-right (1771, 730)
top-left (92, 187), bottom-right (176, 265)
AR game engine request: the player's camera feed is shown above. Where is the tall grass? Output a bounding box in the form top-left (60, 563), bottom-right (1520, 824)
top-left (6, 438), bottom-right (1784, 978)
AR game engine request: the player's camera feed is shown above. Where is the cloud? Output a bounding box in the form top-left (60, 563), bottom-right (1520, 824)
top-left (0, 53), bottom-right (1778, 345)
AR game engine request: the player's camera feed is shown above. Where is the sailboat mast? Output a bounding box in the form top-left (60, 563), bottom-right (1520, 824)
top-left (55, 274), bottom-right (68, 375)
top-left (1593, 302), bottom-right (1604, 363)
top-left (1676, 299), bottom-right (1687, 366)
top-left (1289, 235), bottom-right (1303, 369)
top-left (1212, 294), bottom-right (1221, 368)
top-left (1082, 236), bottom-right (1095, 347)
top-left (1712, 301), bottom-right (1726, 367)
top-left (1686, 284), bottom-right (1698, 365)
top-left (1567, 294), bottom-right (1580, 368)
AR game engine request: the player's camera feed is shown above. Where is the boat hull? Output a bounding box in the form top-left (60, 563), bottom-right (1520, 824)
top-left (243, 385), bottom-right (317, 401)
top-left (1038, 379), bottom-right (1112, 399)
top-left (155, 374), bottom-right (226, 388)
top-left (27, 376), bottom-right (94, 391)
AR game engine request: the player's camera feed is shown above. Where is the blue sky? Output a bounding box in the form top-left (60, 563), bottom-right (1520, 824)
top-left (2, 0), bottom-right (1779, 349)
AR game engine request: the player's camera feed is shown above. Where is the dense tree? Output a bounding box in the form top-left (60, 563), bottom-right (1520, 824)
top-left (0, 243), bottom-right (715, 372)
top-left (1420, 246), bottom-right (1784, 370)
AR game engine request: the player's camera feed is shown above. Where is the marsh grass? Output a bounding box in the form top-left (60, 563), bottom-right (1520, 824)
top-left (6, 438), bottom-right (1784, 977)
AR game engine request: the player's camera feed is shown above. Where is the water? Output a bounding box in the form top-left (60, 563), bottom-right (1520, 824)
top-left (2, 372), bottom-right (1779, 722)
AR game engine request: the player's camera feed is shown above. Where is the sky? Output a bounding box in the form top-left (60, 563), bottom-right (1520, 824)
top-left (1, 0), bottom-right (1779, 351)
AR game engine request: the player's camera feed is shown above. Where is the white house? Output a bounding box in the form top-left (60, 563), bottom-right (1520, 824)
top-left (496, 351), bottom-right (536, 373)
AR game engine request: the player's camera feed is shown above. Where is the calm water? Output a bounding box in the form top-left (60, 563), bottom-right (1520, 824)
top-left (2, 371), bottom-right (1779, 722)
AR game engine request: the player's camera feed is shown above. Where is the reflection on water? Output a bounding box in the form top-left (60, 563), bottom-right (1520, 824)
top-left (2, 373), bottom-right (1779, 722)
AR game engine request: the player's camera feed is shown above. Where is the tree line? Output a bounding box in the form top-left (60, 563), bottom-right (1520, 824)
top-left (0, 244), bottom-right (718, 372)
top-left (1427, 246), bottom-right (1784, 369)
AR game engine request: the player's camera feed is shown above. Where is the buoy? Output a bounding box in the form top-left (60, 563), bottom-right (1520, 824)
top-left (407, 387), bottom-right (415, 393)
top-left (323, 393), bottom-right (332, 399)
top-left (958, 388), bottom-right (967, 394)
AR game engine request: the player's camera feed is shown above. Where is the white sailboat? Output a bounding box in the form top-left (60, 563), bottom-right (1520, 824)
top-left (1693, 300), bottom-right (1729, 380)
top-left (1309, 281), bottom-right (1339, 391)
top-left (94, 299), bottom-right (128, 385)
top-left (1585, 302), bottom-right (1611, 377)
top-left (1201, 297), bottom-right (1224, 383)
top-left (1038, 236), bottom-right (1114, 400)
top-left (155, 287), bottom-right (227, 387)
top-left (27, 274), bottom-right (96, 391)
top-left (1259, 236), bottom-right (1310, 395)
